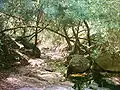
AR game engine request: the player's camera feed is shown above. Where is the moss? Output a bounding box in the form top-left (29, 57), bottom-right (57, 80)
top-left (67, 54), bottom-right (91, 76)
top-left (47, 59), bottom-right (67, 74)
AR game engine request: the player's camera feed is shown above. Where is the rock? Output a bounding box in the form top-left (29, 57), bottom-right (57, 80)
top-left (67, 54), bottom-right (91, 77)
top-left (94, 51), bottom-right (120, 71)
top-left (16, 36), bottom-right (41, 58)
top-left (0, 34), bottom-right (29, 67)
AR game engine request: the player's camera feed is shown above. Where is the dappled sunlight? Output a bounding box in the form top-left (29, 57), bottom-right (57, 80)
top-left (28, 58), bottom-right (45, 67)
top-left (6, 77), bottom-right (24, 88)
top-left (0, 49), bottom-right (72, 89)
top-left (112, 77), bottom-right (120, 85)
top-left (0, 0), bottom-right (120, 89)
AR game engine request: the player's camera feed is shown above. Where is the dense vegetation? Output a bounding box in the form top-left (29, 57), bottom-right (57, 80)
top-left (0, 0), bottom-right (120, 89)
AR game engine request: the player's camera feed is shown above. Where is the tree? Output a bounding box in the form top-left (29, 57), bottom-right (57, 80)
top-left (1, 0), bottom-right (120, 62)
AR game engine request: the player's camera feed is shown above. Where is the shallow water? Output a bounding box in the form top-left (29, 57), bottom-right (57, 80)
top-left (16, 87), bottom-right (43, 90)
top-left (16, 85), bottom-right (74, 90)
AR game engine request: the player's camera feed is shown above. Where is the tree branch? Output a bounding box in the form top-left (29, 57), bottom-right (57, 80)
top-left (83, 20), bottom-right (91, 46)
top-left (2, 25), bottom-right (67, 38)
top-left (0, 11), bottom-right (24, 20)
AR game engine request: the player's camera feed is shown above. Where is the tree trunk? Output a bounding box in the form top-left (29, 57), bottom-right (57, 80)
top-left (63, 25), bottom-right (72, 50)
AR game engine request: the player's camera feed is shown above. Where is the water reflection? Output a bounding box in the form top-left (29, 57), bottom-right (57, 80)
top-left (16, 85), bottom-right (74, 90)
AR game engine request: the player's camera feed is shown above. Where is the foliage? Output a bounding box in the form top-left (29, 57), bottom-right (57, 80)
top-left (1, 0), bottom-right (119, 46)
top-left (46, 59), bottom-right (67, 74)
top-left (69, 72), bottom-right (120, 90)
top-left (38, 0), bottom-right (120, 60)
top-left (40, 0), bottom-right (120, 28)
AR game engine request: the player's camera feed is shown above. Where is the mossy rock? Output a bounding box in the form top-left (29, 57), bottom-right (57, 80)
top-left (16, 36), bottom-right (41, 58)
top-left (95, 51), bottom-right (120, 71)
top-left (67, 54), bottom-right (90, 76)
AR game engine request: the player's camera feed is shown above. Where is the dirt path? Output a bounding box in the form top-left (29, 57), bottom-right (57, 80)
top-left (0, 47), bottom-right (120, 90)
top-left (0, 49), bottom-right (73, 90)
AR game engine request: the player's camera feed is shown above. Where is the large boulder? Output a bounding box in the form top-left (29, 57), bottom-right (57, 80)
top-left (67, 54), bottom-right (91, 77)
top-left (0, 34), bottom-right (29, 67)
top-left (93, 51), bottom-right (120, 72)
